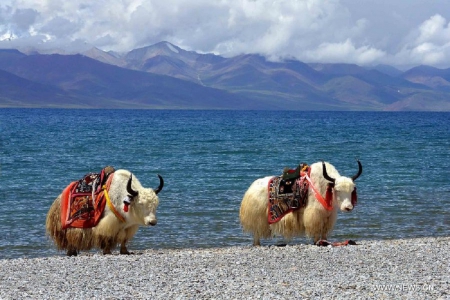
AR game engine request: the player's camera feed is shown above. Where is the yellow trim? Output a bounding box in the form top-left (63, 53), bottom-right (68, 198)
top-left (103, 185), bottom-right (126, 223)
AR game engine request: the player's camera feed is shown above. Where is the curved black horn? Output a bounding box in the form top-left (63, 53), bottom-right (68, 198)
top-left (351, 160), bottom-right (363, 181)
top-left (322, 161), bottom-right (336, 183)
top-left (127, 175), bottom-right (139, 197)
top-left (154, 174), bottom-right (164, 195)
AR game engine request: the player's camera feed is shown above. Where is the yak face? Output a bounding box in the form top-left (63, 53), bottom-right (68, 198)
top-left (126, 174), bottom-right (164, 226)
top-left (322, 160), bottom-right (362, 212)
top-left (334, 178), bottom-right (356, 212)
top-left (131, 189), bottom-right (159, 226)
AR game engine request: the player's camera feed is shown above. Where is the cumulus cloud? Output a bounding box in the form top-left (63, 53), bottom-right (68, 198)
top-left (1, 0), bottom-right (450, 68)
top-left (304, 39), bottom-right (386, 65)
top-left (391, 14), bottom-right (450, 68)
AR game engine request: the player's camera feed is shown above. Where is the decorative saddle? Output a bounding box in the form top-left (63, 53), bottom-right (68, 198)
top-left (60, 166), bottom-right (115, 229)
top-left (281, 163), bottom-right (306, 180)
top-left (268, 163), bottom-right (310, 224)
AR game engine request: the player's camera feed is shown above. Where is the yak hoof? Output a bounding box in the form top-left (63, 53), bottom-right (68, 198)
top-left (120, 246), bottom-right (133, 255)
top-left (103, 249), bottom-right (112, 255)
top-left (253, 239), bottom-right (261, 246)
top-left (120, 249), bottom-right (131, 255)
top-left (67, 249), bottom-right (78, 256)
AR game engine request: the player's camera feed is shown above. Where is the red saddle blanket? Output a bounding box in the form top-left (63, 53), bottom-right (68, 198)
top-left (60, 168), bottom-right (114, 229)
top-left (268, 171), bottom-right (309, 224)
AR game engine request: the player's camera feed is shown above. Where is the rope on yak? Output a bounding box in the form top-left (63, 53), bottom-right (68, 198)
top-left (303, 174), bottom-right (333, 211)
top-left (103, 185), bottom-right (126, 222)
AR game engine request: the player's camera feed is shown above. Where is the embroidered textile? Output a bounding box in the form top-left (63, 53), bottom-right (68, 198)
top-left (268, 173), bottom-right (309, 224)
top-left (60, 167), bottom-right (115, 229)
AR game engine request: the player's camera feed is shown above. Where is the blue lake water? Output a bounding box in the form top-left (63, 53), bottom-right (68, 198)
top-left (0, 109), bottom-right (449, 259)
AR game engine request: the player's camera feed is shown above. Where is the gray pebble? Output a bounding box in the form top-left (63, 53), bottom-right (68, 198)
top-left (0, 237), bottom-right (448, 299)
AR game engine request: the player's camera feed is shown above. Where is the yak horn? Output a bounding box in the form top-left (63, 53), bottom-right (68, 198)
top-left (127, 175), bottom-right (139, 197)
top-left (154, 174), bottom-right (164, 195)
top-left (322, 161), bottom-right (336, 184)
top-left (351, 160), bottom-right (363, 181)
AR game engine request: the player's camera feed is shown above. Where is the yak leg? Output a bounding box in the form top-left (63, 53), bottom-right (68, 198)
top-left (303, 206), bottom-right (325, 244)
top-left (100, 237), bottom-right (115, 255)
top-left (239, 189), bottom-right (271, 247)
top-left (120, 225), bottom-right (139, 255)
top-left (313, 233), bottom-right (328, 245)
top-left (120, 242), bottom-right (130, 255)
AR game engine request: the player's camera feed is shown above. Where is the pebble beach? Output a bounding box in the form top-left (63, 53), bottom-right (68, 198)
top-left (0, 236), bottom-right (449, 299)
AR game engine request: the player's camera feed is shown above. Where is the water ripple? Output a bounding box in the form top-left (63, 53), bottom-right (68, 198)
top-left (1, 109), bottom-right (449, 259)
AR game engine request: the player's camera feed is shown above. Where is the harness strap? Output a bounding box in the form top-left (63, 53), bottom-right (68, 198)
top-left (304, 174), bottom-right (333, 211)
top-left (103, 185), bottom-right (126, 222)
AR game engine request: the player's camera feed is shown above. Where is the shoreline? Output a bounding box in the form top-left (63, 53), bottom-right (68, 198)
top-left (0, 236), bottom-right (449, 299)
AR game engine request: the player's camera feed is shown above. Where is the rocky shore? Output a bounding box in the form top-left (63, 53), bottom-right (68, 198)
top-left (0, 236), bottom-right (448, 299)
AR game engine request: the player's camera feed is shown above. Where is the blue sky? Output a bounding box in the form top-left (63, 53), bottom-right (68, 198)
top-left (1, 0), bottom-right (450, 69)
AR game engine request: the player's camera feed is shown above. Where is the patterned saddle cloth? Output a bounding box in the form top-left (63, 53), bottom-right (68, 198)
top-left (60, 166), bottom-right (115, 229)
top-left (268, 164), bottom-right (310, 224)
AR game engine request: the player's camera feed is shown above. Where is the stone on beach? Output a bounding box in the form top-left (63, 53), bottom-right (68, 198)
top-left (0, 237), bottom-right (448, 299)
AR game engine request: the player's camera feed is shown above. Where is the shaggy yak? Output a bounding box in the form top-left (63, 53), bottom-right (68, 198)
top-left (46, 167), bottom-right (163, 256)
top-left (239, 160), bottom-right (362, 246)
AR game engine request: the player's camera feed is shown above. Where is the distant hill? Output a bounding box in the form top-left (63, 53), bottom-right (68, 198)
top-left (0, 51), bottom-right (267, 109)
top-left (1, 42), bottom-right (450, 111)
top-left (401, 65), bottom-right (450, 91)
top-left (370, 64), bottom-right (403, 77)
top-left (0, 68), bottom-right (83, 107)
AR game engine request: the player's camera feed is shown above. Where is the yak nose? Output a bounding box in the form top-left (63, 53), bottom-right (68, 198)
top-left (341, 204), bottom-right (353, 212)
top-left (342, 205), bottom-right (354, 212)
top-left (147, 219), bottom-right (157, 226)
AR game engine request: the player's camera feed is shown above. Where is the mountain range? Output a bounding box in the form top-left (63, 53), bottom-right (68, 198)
top-left (1, 41), bottom-right (450, 111)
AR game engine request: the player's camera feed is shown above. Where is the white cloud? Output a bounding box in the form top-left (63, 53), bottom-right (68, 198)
top-left (1, 0), bottom-right (450, 68)
top-left (416, 14), bottom-right (450, 45)
top-left (304, 39), bottom-right (385, 65)
top-left (389, 14), bottom-right (450, 68)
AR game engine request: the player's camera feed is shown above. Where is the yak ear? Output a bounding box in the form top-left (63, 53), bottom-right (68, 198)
top-left (351, 187), bottom-right (357, 206)
top-left (126, 175), bottom-right (139, 197)
top-left (154, 174), bottom-right (164, 195)
top-left (325, 183), bottom-right (333, 204)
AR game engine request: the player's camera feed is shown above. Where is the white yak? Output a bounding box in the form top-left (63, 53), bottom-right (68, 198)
top-left (239, 161), bottom-right (362, 245)
top-left (46, 169), bottom-right (163, 256)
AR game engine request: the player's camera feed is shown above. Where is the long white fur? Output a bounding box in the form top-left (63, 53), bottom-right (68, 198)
top-left (46, 169), bottom-right (161, 255)
top-left (239, 161), bottom-right (356, 246)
